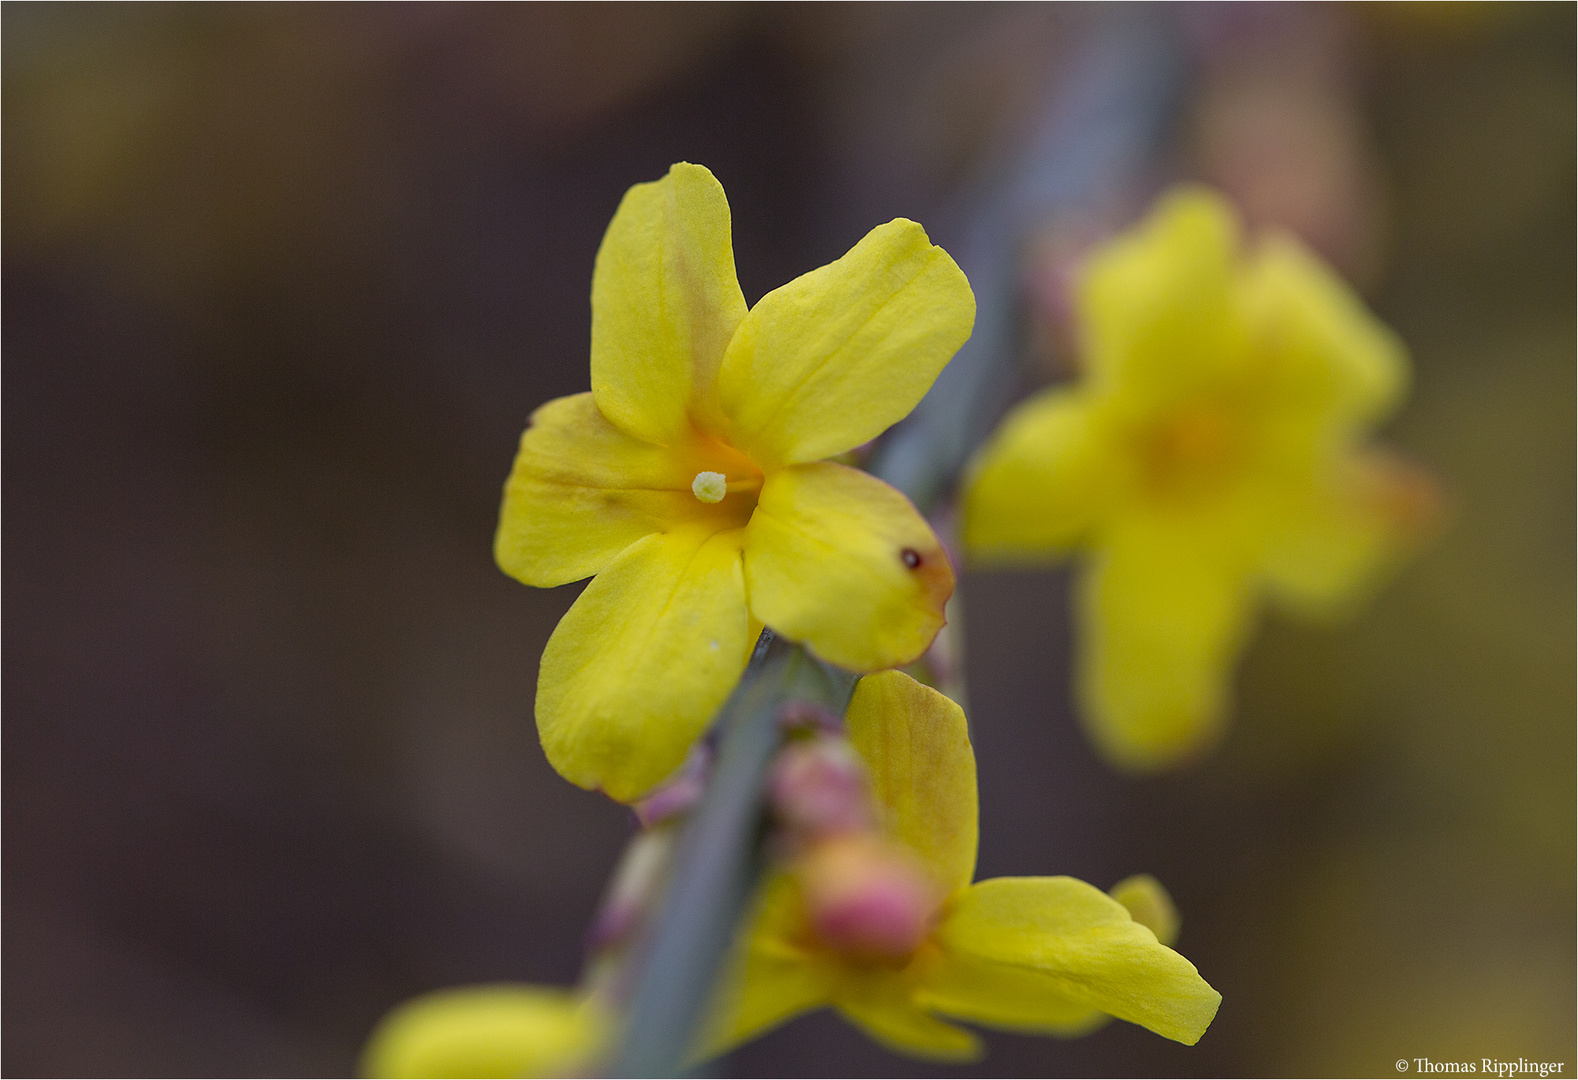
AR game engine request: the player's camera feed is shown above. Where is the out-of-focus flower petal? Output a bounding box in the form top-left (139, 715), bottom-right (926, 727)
top-left (360, 985), bottom-right (605, 1079)
top-left (832, 974), bottom-right (984, 1062)
top-left (845, 671), bottom-right (977, 895)
top-left (1079, 189), bottom-right (1248, 404)
top-left (717, 219), bottom-right (974, 469)
top-left (963, 389), bottom-right (1111, 559)
top-left (1109, 874), bottom-right (1181, 947)
top-left (744, 462), bottom-right (953, 671)
top-left (1258, 449), bottom-right (1441, 620)
top-left (927, 877), bottom-right (1221, 1045)
top-left (703, 948), bottom-right (829, 1060)
top-left (536, 524), bottom-right (750, 802)
top-left (1076, 518), bottom-right (1253, 770)
top-left (590, 162), bottom-right (748, 445)
top-left (700, 875), bottom-right (830, 1060)
top-left (1245, 235), bottom-right (1408, 430)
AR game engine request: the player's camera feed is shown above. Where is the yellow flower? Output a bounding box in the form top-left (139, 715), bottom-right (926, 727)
top-left (964, 188), bottom-right (1435, 770)
top-left (496, 163), bottom-right (975, 802)
top-left (704, 671), bottom-right (1221, 1062)
top-left (360, 985), bottom-right (606, 1079)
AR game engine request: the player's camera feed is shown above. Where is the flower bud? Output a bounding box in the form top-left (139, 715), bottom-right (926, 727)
top-left (585, 827), bottom-right (673, 954)
top-left (775, 699), bottom-right (843, 735)
top-left (769, 737), bottom-right (874, 840)
top-left (798, 835), bottom-right (941, 961)
top-left (633, 743), bottom-right (712, 828)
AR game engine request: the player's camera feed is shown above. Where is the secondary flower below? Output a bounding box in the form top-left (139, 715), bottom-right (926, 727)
top-left (702, 670), bottom-right (1222, 1060)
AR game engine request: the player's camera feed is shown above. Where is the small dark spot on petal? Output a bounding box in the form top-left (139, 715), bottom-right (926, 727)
top-left (901, 548), bottom-right (922, 569)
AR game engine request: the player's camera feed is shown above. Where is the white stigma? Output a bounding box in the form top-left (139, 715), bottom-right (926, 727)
top-left (692, 471), bottom-right (728, 504)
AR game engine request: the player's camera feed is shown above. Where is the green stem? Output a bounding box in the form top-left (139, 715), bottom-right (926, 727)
top-left (604, 632), bottom-right (856, 1078)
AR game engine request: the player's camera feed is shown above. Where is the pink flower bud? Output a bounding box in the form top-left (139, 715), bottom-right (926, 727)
top-left (585, 828), bottom-right (673, 954)
top-left (799, 836), bottom-right (942, 961)
top-left (769, 738), bottom-right (874, 840)
top-left (776, 699), bottom-right (843, 735)
top-left (633, 744), bottom-right (712, 828)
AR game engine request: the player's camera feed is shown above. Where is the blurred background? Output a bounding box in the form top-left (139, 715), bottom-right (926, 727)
top-left (4, 3), bottom-right (1572, 1076)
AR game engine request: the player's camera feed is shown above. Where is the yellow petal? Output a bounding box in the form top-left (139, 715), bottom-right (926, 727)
top-left (1075, 518), bottom-right (1254, 771)
top-left (1109, 874), bottom-right (1181, 947)
top-left (744, 462), bottom-right (953, 671)
top-left (845, 671), bottom-right (977, 894)
top-left (716, 219), bottom-right (974, 468)
top-left (496, 393), bottom-right (752, 588)
top-left (832, 973), bottom-right (984, 1062)
top-left (912, 947), bottom-right (1109, 1037)
top-left (703, 949), bottom-right (828, 1061)
top-left (699, 874), bottom-right (831, 1060)
top-left (926, 877), bottom-right (1221, 1046)
top-left (1079, 189), bottom-right (1248, 404)
top-left (1259, 450), bottom-right (1440, 620)
top-left (360, 985), bottom-right (605, 1079)
top-left (1244, 234), bottom-right (1408, 430)
top-left (536, 525), bottom-right (751, 802)
top-left (962, 389), bottom-right (1111, 561)
top-left (590, 162), bottom-right (748, 446)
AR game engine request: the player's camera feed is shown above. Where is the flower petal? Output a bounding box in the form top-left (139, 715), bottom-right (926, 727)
top-left (360, 984), bottom-right (605, 1079)
top-left (845, 671), bottom-right (977, 894)
top-left (962, 389), bottom-right (1112, 561)
top-left (744, 462), bottom-right (953, 671)
top-left (832, 974), bottom-right (984, 1062)
top-left (913, 948), bottom-right (1108, 1037)
top-left (1244, 234), bottom-right (1408, 430)
top-left (536, 525), bottom-right (751, 802)
top-left (925, 877), bottom-right (1221, 1046)
top-left (698, 875), bottom-right (831, 1060)
top-left (1080, 189), bottom-right (1247, 404)
top-left (1258, 450), bottom-right (1440, 620)
top-left (590, 162), bottom-right (748, 446)
top-left (704, 950), bottom-right (828, 1061)
top-left (1075, 517), bottom-right (1254, 771)
top-left (717, 219), bottom-right (974, 468)
top-left (495, 393), bottom-right (731, 588)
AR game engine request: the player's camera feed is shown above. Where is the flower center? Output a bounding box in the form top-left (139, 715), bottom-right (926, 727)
top-left (691, 471), bottom-right (728, 504)
top-left (1136, 402), bottom-right (1245, 501)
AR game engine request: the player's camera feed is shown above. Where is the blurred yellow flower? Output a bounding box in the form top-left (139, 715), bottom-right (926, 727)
top-left (497, 162), bottom-right (975, 802)
top-left (704, 671), bottom-right (1221, 1062)
top-left (1109, 873), bottom-right (1181, 948)
top-left (361, 984), bottom-right (605, 1079)
top-left (964, 189), bottom-right (1435, 770)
